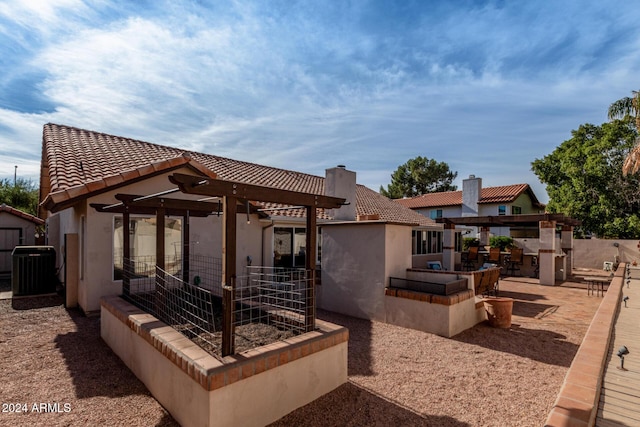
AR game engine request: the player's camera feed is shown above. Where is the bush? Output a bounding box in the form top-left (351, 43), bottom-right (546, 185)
top-left (490, 236), bottom-right (514, 251)
top-left (462, 237), bottom-right (480, 251)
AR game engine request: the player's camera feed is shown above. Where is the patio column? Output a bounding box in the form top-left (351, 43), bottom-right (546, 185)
top-left (539, 220), bottom-right (556, 286)
top-left (442, 223), bottom-right (456, 271)
top-left (561, 225), bottom-right (573, 275)
top-left (479, 226), bottom-right (491, 247)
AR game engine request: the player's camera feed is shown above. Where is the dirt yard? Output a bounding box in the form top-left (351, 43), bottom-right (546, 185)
top-left (0, 276), bottom-right (603, 426)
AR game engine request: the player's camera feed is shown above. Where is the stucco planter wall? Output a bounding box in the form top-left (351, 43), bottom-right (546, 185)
top-left (100, 296), bottom-right (348, 427)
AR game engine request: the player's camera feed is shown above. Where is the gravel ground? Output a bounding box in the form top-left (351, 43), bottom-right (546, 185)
top-left (0, 295), bottom-right (178, 427)
top-left (0, 276), bottom-right (602, 426)
top-left (272, 278), bottom-right (603, 427)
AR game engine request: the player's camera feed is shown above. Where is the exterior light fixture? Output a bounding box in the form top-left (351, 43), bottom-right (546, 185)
top-left (617, 346), bottom-right (629, 370)
top-left (628, 279), bottom-right (631, 288)
top-left (623, 296), bottom-right (629, 307)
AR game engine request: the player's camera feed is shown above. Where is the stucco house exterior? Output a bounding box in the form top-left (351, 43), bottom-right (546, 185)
top-left (395, 174), bottom-right (546, 240)
top-left (38, 123), bottom-right (438, 316)
top-left (0, 204), bottom-right (44, 274)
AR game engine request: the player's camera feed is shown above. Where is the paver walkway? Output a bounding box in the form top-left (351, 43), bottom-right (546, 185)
top-left (596, 272), bottom-right (640, 426)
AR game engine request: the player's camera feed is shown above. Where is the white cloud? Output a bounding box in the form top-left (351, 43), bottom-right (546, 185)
top-left (1, 0), bottom-right (640, 205)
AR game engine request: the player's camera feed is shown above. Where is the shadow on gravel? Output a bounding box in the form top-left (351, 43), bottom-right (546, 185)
top-left (453, 321), bottom-right (578, 367)
top-left (269, 381), bottom-right (471, 427)
top-left (317, 309), bottom-right (375, 376)
top-left (11, 294), bottom-right (64, 310)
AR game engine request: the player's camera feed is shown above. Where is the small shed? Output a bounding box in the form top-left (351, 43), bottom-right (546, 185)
top-left (0, 204), bottom-right (44, 274)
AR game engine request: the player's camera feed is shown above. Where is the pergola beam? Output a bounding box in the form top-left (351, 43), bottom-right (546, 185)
top-left (169, 173), bottom-right (345, 209)
top-left (435, 213), bottom-right (581, 228)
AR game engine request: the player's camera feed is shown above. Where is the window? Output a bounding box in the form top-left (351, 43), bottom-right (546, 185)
top-left (113, 216), bottom-right (182, 280)
top-left (498, 205), bottom-right (506, 216)
top-left (274, 227), bottom-right (322, 268)
top-left (429, 209), bottom-right (443, 220)
top-left (512, 206), bottom-right (522, 215)
top-left (412, 230), bottom-right (443, 254)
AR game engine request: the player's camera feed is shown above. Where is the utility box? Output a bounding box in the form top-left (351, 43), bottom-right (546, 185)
top-left (11, 246), bottom-right (57, 296)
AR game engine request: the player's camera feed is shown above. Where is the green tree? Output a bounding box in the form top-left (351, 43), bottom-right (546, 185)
top-left (0, 178), bottom-right (39, 216)
top-left (531, 120), bottom-right (640, 238)
top-left (380, 156), bottom-right (457, 199)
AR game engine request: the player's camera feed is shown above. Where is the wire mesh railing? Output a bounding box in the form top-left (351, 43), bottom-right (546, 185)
top-left (232, 267), bottom-right (313, 350)
top-left (120, 257), bottom-right (315, 357)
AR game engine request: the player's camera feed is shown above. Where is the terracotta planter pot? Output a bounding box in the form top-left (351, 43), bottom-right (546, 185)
top-left (483, 297), bottom-right (514, 328)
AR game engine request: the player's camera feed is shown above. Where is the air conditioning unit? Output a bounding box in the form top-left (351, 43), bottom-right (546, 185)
top-left (11, 246), bottom-right (57, 296)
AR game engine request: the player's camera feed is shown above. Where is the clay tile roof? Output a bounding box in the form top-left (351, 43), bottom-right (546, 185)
top-left (0, 204), bottom-right (45, 225)
top-left (395, 184), bottom-right (541, 209)
top-left (41, 123), bottom-right (436, 227)
top-left (395, 191), bottom-right (461, 209)
top-left (479, 184), bottom-right (531, 204)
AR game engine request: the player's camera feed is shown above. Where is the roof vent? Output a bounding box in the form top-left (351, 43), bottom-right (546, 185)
top-left (337, 164), bottom-right (346, 169)
top-left (469, 174), bottom-right (475, 179)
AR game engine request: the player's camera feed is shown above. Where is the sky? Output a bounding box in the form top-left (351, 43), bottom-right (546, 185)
top-left (1, 1), bottom-right (640, 204)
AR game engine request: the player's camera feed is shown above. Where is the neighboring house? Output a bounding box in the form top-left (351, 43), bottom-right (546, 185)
top-left (38, 123), bottom-right (437, 316)
top-left (395, 174), bottom-right (546, 243)
top-left (0, 204), bottom-right (44, 274)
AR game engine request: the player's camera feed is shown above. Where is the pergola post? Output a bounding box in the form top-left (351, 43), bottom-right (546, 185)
top-left (442, 223), bottom-right (456, 271)
top-left (156, 207), bottom-right (166, 271)
top-left (305, 206), bottom-right (317, 332)
top-left (539, 220), bottom-right (556, 285)
top-left (123, 210), bottom-right (131, 297)
top-left (183, 210), bottom-right (190, 284)
top-left (222, 196), bottom-right (237, 357)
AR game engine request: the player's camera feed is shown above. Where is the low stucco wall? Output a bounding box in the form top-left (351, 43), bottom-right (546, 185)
top-left (385, 290), bottom-right (482, 338)
top-left (383, 288), bottom-right (484, 337)
top-left (100, 296), bottom-right (348, 427)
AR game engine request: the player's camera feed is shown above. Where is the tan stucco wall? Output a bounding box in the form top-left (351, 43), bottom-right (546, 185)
top-left (318, 222), bottom-right (412, 322)
top-left (572, 238), bottom-right (640, 269)
top-left (513, 237), bottom-right (640, 271)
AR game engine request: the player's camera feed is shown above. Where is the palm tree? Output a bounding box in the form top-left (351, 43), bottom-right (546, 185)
top-left (609, 91), bottom-right (640, 175)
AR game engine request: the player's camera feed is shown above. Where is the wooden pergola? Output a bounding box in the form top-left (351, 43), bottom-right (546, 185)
top-left (435, 213), bottom-right (581, 285)
top-left (92, 173), bottom-right (345, 356)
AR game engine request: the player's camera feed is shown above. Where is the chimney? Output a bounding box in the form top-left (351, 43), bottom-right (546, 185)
top-left (462, 174), bottom-right (481, 217)
top-left (325, 165), bottom-right (356, 221)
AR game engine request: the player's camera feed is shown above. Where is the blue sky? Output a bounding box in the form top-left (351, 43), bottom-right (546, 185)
top-left (1, 1), bottom-right (640, 203)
